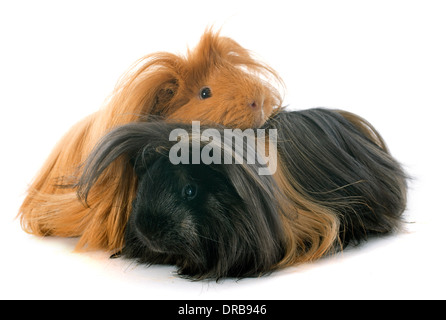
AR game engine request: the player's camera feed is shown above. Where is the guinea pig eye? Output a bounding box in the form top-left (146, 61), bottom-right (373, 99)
top-left (199, 87), bottom-right (212, 100)
top-left (182, 184), bottom-right (198, 200)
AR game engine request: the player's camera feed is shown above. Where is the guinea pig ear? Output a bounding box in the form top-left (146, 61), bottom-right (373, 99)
top-left (76, 123), bottom-right (163, 202)
top-left (106, 52), bottom-right (186, 121)
top-left (151, 78), bottom-right (179, 116)
top-left (129, 145), bottom-right (166, 178)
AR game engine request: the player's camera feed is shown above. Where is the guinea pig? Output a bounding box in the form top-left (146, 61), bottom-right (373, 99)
top-left (77, 121), bottom-right (286, 279)
top-left (18, 28), bottom-right (284, 252)
top-left (76, 108), bottom-right (407, 279)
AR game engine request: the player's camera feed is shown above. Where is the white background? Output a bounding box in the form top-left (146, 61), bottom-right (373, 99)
top-left (1, 0), bottom-right (445, 299)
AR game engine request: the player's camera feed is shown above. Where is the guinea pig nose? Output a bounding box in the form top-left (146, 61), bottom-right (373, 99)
top-left (250, 101), bottom-right (258, 108)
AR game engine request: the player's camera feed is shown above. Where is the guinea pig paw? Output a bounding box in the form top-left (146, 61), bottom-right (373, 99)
top-left (109, 251), bottom-right (122, 259)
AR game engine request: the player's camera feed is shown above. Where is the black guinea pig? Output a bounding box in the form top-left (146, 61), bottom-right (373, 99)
top-left (77, 120), bottom-right (286, 279)
top-left (77, 108), bottom-right (408, 280)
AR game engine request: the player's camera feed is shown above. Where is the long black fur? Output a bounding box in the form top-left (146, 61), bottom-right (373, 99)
top-left (77, 108), bottom-right (408, 279)
top-left (263, 108), bottom-right (408, 246)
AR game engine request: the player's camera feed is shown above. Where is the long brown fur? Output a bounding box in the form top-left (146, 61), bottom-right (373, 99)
top-left (19, 28), bottom-right (283, 251)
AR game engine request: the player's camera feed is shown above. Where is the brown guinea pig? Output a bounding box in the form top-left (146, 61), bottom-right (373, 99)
top-left (18, 28), bottom-right (284, 252)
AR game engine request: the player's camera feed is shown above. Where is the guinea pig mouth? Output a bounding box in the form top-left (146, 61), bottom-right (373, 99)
top-left (135, 226), bottom-right (193, 255)
top-left (142, 238), bottom-right (167, 253)
top-left (249, 98), bottom-right (271, 127)
top-left (134, 227), bottom-right (171, 253)
top-left (253, 106), bottom-right (267, 127)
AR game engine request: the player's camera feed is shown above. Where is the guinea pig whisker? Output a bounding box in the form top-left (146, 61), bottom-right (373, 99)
top-left (196, 233), bottom-right (223, 245)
